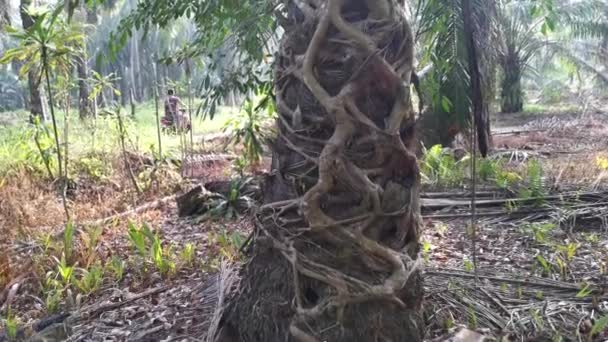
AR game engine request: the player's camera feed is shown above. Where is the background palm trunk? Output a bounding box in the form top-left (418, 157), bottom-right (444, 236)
top-left (602, 6), bottom-right (608, 71)
top-left (76, 54), bottom-right (92, 119)
top-left (500, 55), bottom-right (524, 113)
top-left (129, 48), bottom-right (136, 102)
top-left (64, 1), bottom-right (94, 120)
top-left (82, 4), bottom-right (99, 118)
top-left (217, 1), bottom-right (423, 341)
top-left (20, 0), bottom-right (47, 123)
top-left (0, 0), bottom-right (9, 27)
top-left (119, 67), bottom-right (129, 107)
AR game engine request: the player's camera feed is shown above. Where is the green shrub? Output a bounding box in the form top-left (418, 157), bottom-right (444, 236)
top-left (2, 308), bottom-right (19, 340)
top-left (75, 264), bottom-right (104, 294)
top-left (0, 125), bottom-right (50, 177)
top-left (420, 145), bottom-right (467, 187)
top-left (222, 90), bottom-right (276, 168)
top-left (495, 170), bottom-right (522, 191)
top-left (127, 221), bottom-right (176, 277)
top-left (520, 222), bottom-right (556, 244)
top-left (477, 158), bottom-right (501, 181)
top-left (519, 159), bottom-right (545, 202)
top-left (179, 243), bottom-right (196, 266)
top-left (74, 155), bottom-right (113, 180)
top-left (106, 256), bottom-right (125, 282)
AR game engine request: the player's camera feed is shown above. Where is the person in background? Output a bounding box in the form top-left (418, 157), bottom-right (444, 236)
top-left (164, 89), bottom-right (184, 127)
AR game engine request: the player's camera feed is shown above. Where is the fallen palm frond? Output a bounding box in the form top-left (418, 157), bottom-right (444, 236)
top-left (425, 268), bottom-right (608, 340)
top-left (204, 261), bottom-right (240, 342)
top-left (422, 189), bottom-right (608, 231)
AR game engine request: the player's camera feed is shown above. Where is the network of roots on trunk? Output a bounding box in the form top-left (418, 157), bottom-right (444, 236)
top-left (223, 1), bottom-right (424, 341)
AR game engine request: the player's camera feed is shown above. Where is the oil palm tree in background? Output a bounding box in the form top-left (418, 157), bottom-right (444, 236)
top-left (412, 0), bottom-right (607, 151)
top-left (409, 0), bottom-right (496, 153)
top-left (496, 0), bottom-right (541, 113)
top-left (497, 0), bottom-right (608, 113)
top-left (0, 5), bottom-right (25, 113)
top-left (545, 1), bottom-right (608, 89)
top-left (602, 5), bottom-right (608, 70)
top-left (97, 0), bottom-right (207, 109)
top-left (0, 0), bottom-right (205, 117)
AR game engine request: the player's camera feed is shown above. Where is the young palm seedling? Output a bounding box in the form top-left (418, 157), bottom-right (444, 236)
top-left (208, 178), bottom-right (257, 220)
top-left (179, 243), bottom-right (196, 267)
top-left (106, 257), bottom-right (126, 282)
top-left (74, 264), bottom-right (103, 295)
top-left (1, 6), bottom-right (85, 221)
top-left (1, 309), bottom-right (19, 341)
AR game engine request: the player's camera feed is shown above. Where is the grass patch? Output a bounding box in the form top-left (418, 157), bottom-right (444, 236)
top-left (420, 144), bottom-right (555, 198)
top-left (522, 103), bottom-right (580, 115)
top-left (0, 101), bottom-right (234, 237)
top-left (0, 101), bottom-right (234, 178)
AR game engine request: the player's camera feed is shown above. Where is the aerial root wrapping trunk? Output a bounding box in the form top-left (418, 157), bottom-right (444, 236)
top-left (217, 0), bottom-right (423, 341)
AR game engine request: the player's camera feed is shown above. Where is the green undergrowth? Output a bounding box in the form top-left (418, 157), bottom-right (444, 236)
top-left (420, 144), bottom-right (546, 200)
top-left (18, 219), bottom-right (245, 318)
top-left (0, 102), bottom-right (233, 179)
top-left (522, 103), bottom-right (580, 115)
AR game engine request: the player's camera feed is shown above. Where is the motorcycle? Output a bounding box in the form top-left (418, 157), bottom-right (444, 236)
top-left (161, 109), bottom-right (191, 134)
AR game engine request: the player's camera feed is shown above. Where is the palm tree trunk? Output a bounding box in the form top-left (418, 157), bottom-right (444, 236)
top-left (127, 0), bottom-right (143, 101)
top-left (163, 64), bottom-right (169, 89)
top-left (500, 55), bottom-right (524, 113)
top-left (20, 0), bottom-right (47, 123)
top-left (216, 1), bottom-right (423, 341)
top-left (462, 0), bottom-right (489, 157)
top-left (65, 2), bottom-right (93, 120)
top-left (76, 54), bottom-right (92, 119)
top-left (88, 5), bottom-right (99, 116)
top-left (602, 7), bottom-right (608, 70)
top-left (129, 32), bottom-right (142, 102)
top-left (133, 36), bottom-right (143, 101)
top-left (129, 46), bottom-right (136, 99)
top-left (119, 66), bottom-right (129, 107)
top-left (417, 106), bottom-right (460, 149)
top-left (1, 0), bottom-right (10, 27)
